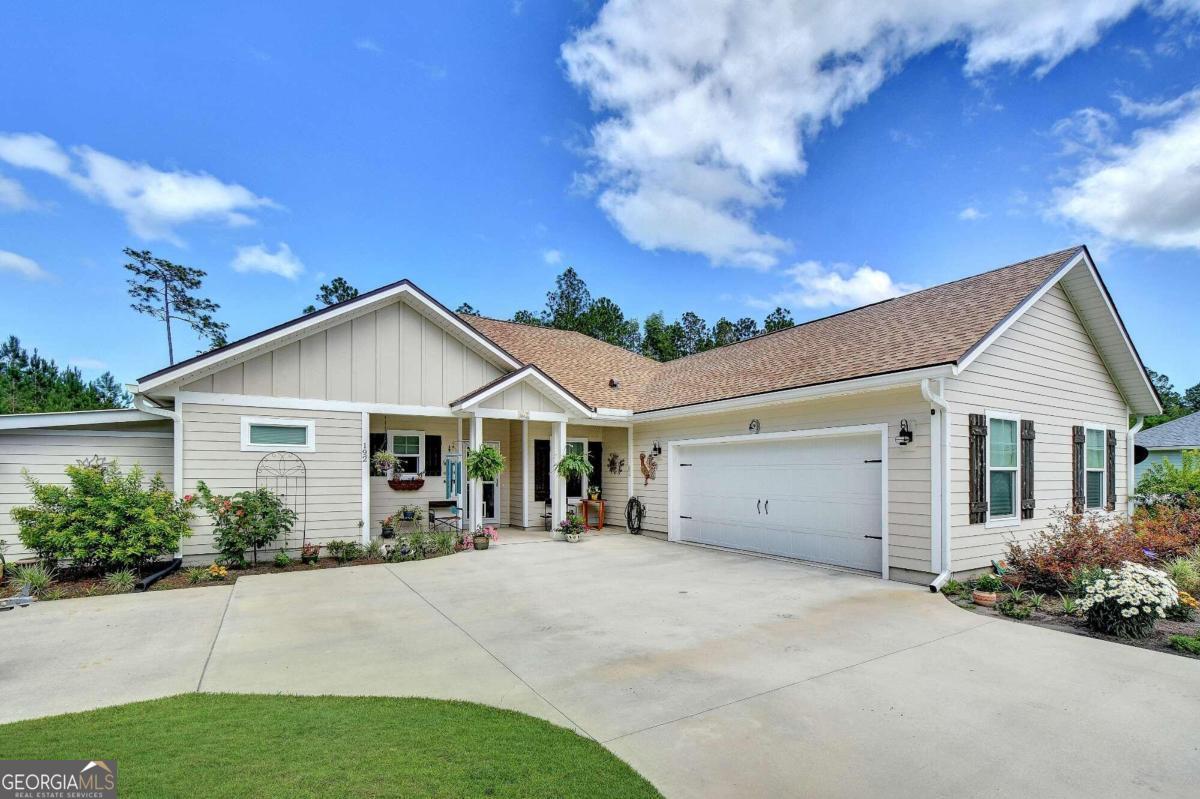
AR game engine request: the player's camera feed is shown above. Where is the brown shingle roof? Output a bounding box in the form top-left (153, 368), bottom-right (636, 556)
top-left (462, 247), bottom-right (1082, 414)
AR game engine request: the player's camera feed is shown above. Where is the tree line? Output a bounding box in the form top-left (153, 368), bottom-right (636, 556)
top-left (1145, 370), bottom-right (1200, 429)
top-left (0, 336), bottom-right (130, 414)
top-left (458, 267), bottom-right (796, 362)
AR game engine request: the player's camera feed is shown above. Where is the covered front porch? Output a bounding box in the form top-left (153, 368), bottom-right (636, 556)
top-left (364, 367), bottom-right (634, 543)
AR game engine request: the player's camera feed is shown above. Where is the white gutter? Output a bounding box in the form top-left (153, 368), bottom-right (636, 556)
top-left (1127, 414), bottom-right (1145, 516)
top-left (921, 378), bottom-right (952, 592)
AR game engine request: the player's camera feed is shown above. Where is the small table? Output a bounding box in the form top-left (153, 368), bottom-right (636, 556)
top-left (578, 499), bottom-right (605, 529)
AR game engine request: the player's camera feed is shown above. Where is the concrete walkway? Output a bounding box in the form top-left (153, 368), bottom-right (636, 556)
top-left (4, 534), bottom-right (1199, 797)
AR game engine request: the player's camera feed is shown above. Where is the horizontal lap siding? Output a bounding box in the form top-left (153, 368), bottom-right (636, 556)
top-left (368, 415), bottom-right (459, 533)
top-left (180, 298), bottom-right (506, 405)
top-left (630, 387), bottom-right (932, 574)
top-left (0, 428), bottom-right (174, 561)
top-left (182, 403), bottom-right (362, 559)
top-left (945, 284), bottom-right (1130, 572)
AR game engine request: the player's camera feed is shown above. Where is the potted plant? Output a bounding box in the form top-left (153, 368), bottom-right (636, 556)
top-left (465, 444), bottom-right (506, 484)
top-left (379, 514), bottom-right (396, 539)
top-left (972, 572), bottom-right (1004, 607)
top-left (371, 450), bottom-right (397, 477)
top-left (558, 513), bottom-right (585, 543)
top-left (472, 525), bottom-right (498, 551)
top-left (587, 485), bottom-right (601, 500)
top-left (398, 504), bottom-right (423, 524)
top-left (300, 543), bottom-right (320, 564)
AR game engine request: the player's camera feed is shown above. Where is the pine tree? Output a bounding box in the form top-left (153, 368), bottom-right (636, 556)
top-left (124, 248), bottom-right (228, 364)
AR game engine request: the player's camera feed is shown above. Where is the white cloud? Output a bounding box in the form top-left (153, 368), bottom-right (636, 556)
top-left (958, 206), bottom-right (987, 221)
top-left (231, 242), bottom-right (305, 279)
top-left (1056, 98), bottom-right (1200, 250)
top-left (561, 0), bottom-right (1182, 267)
top-left (68, 357), bottom-right (107, 370)
top-left (0, 249), bottom-right (50, 280)
top-left (0, 174), bottom-right (35, 210)
top-left (749, 260), bottom-right (919, 310)
top-left (354, 38), bottom-right (383, 53)
top-left (542, 248), bottom-right (563, 265)
top-left (1050, 107), bottom-right (1118, 154)
top-left (0, 132), bottom-right (276, 241)
top-left (1114, 86), bottom-right (1200, 119)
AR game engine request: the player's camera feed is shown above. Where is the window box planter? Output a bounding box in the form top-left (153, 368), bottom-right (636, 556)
top-left (388, 478), bottom-right (425, 491)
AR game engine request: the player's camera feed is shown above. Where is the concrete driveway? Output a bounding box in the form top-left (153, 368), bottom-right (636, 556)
top-left (4, 534), bottom-right (1199, 797)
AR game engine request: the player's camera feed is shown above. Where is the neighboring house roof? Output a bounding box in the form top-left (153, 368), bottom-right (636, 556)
top-left (464, 246), bottom-right (1160, 415)
top-left (1136, 412), bottom-right (1200, 449)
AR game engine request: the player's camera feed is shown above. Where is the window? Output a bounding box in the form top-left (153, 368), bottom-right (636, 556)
top-left (388, 430), bottom-right (423, 476)
top-left (987, 415), bottom-right (1018, 522)
top-left (1085, 427), bottom-right (1106, 510)
top-left (240, 417), bottom-right (315, 452)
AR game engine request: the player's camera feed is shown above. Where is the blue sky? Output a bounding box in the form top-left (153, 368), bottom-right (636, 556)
top-left (2, 1), bottom-right (1198, 391)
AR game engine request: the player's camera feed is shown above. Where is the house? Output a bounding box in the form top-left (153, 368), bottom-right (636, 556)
top-left (0, 246), bottom-right (1162, 587)
top-left (1134, 411), bottom-right (1200, 483)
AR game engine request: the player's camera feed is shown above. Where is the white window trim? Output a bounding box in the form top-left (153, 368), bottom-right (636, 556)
top-left (1083, 424), bottom-right (1108, 512)
top-left (985, 410), bottom-right (1021, 529)
top-left (240, 416), bottom-right (316, 452)
top-left (388, 429), bottom-right (424, 477)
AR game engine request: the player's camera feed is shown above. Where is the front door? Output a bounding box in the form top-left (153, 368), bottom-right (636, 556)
top-left (466, 440), bottom-right (501, 524)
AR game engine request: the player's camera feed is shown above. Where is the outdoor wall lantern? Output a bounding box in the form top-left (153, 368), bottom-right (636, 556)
top-left (651, 440), bottom-right (662, 456)
top-left (895, 419), bottom-right (913, 446)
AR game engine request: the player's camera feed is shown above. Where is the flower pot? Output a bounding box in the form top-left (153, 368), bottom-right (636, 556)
top-left (380, 526), bottom-right (395, 539)
top-left (473, 534), bottom-right (491, 550)
top-left (972, 589), bottom-right (998, 607)
top-left (388, 478), bottom-right (425, 491)
top-left (564, 532), bottom-right (582, 543)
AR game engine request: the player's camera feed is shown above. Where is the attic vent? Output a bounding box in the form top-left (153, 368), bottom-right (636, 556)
top-left (609, 378), bottom-right (620, 388)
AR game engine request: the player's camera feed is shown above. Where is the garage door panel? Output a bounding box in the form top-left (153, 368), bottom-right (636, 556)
top-left (677, 433), bottom-right (883, 573)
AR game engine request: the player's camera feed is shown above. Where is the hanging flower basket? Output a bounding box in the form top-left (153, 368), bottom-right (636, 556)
top-left (388, 478), bottom-right (425, 491)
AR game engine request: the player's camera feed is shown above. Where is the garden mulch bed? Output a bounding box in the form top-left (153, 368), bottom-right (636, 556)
top-left (942, 589), bottom-right (1200, 659)
top-left (0, 551), bottom-right (458, 603)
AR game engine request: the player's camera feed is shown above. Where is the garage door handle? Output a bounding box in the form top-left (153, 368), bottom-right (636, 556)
top-left (863, 535), bottom-right (882, 540)
top-left (679, 515), bottom-right (692, 519)
top-left (764, 500), bottom-right (769, 514)
top-left (756, 499), bottom-right (761, 514)
top-left (864, 458), bottom-right (882, 463)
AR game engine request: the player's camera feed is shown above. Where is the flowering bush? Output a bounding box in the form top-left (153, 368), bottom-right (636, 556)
top-left (194, 481), bottom-right (297, 568)
top-left (1006, 510), bottom-right (1142, 591)
top-left (462, 525), bottom-right (498, 550)
top-left (1076, 562), bottom-right (1178, 638)
top-left (207, 563), bottom-right (228, 580)
top-left (558, 513), bottom-right (586, 539)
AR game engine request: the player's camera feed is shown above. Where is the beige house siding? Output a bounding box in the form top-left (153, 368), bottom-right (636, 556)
top-left (0, 425), bottom-right (175, 561)
top-left (181, 402), bottom-right (362, 559)
top-left (630, 387), bottom-right (933, 576)
top-left (368, 414), bottom-right (460, 533)
top-left (945, 283), bottom-right (1131, 573)
top-left (181, 298), bottom-right (506, 405)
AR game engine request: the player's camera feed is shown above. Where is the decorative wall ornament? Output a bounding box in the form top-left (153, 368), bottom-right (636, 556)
top-left (639, 452), bottom-right (658, 485)
top-left (607, 452), bottom-right (626, 475)
top-left (256, 451), bottom-right (307, 551)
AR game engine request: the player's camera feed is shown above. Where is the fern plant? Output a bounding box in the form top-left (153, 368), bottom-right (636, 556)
top-left (555, 451), bottom-right (592, 482)
top-left (465, 445), bottom-right (506, 482)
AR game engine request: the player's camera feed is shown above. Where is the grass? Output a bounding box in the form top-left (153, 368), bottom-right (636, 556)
top-left (0, 694), bottom-right (661, 799)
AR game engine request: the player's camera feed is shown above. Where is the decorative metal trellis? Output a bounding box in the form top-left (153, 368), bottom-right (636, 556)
top-left (256, 451), bottom-right (307, 550)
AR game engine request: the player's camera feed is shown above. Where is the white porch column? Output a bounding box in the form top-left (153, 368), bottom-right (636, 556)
top-left (470, 413), bottom-right (484, 533)
top-left (360, 411), bottom-right (370, 545)
top-left (552, 419), bottom-right (568, 529)
top-left (521, 419), bottom-right (530, 529)
top-left (456, 416), bottom-right (464, 531)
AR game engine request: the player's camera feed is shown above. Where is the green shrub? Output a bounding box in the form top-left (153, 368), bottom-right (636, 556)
top-left (1077, 563), bottom-right (1178, 638)
top-left (1168, 633), bottom-right (1200, 655)
top-left (364, 538), bottom-right (384, 561)
top-left (273, 551), bottom-right (293, 568)
top-left (405, 531), bottom-right (429, 560)
top-left (326, 539), bottom-right (363, 563)
top-left (997, 598), bottom-right (1031, 619)
top-left (940, 579), bottom-right (966, 597)
top-left (194, 482), bottom-right (297, 568)
top-left (432, 531), bottom-right (456, 555)
top-left (1163, 556), bottom-right (1200, 595)
top-left (105, 569), bottom-right (137, 593)
top-left (184, 566), bottom-right (209, 584)
top-left (1136, 450), bottom-right (1200, 508)
top-left (11, 461), bottom-right (194, 571)
top-left (9, 562), bottom-right (56, 597)
top-left (973, 573), bottom-right (1003, 592)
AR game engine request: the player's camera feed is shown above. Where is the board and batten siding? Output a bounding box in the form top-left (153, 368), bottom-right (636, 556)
top-left (181, 402), bottom-right (362, 559)
top-left (630, 387), bottom-right (933, 577)
top-left (478, 382), bottom-right (568, 414)
top-left (0, 425), bottom-right (174, 561)
top-left (945, 283), bottom-right (1131, 573)
top-left (180, 298), bottom-right (506, 406)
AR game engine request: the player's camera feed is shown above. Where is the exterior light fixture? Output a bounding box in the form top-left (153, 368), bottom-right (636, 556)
top-left (651, 440), bottom-right (662, 456)
top-left (895, 419), bottom-right (913, 446)
top-left (749, 419), bottom-right (761, 434)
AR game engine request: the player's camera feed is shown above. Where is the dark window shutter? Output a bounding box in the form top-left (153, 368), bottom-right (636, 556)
top-left (1105, 429), bottom-right (1117, 511)
top-left (587, 441), bottom-right (603, 495)
top-left (368, 433), bottom-right (387, 476)
top-left (424, 435), bottom-right (442, 477)
top-left (1071, 425), bottom-right (1086, 514)
top-left (1020, 420), bottom-right (1035, 520)
top-left (533, 439), bottom-right (550, 502)
top-left (969, 413), bottom-right (987, 524)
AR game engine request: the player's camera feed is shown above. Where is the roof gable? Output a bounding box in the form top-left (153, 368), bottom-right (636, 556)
top-left (450, 365), bottom-right (595, 417)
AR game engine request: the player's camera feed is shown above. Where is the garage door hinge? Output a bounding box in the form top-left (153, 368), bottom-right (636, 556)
top-left (679, 515), bottom-right (692, 519)
top-left (680, 463), bottom-right (692, 467)
top-left (863, 535), bottom-right (883, 540)
top-left (863, 458), bottom-right (882, 463)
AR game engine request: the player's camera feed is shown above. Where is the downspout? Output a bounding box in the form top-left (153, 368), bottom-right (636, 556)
top-left (921, 378), bottom-right (952, 592)
top-left (1127, 415), bottom-right (1145, 517)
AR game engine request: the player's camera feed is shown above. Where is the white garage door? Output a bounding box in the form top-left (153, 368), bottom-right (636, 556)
top-left (676, 432), bottom-right (883, 573)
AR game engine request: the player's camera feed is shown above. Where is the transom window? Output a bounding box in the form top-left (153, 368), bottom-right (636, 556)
top-left (389, 430), bottom-right (423, 476)
top-left (988, 415), bottom-right (1018, 521)
top-left (241, 417), bottom-right (315, 452)
top-left (1085, 427), bottom-right (1106, 510)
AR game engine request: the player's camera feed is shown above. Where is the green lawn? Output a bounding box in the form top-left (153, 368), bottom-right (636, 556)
top-left (0, 694), bottom-right (662, 799)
